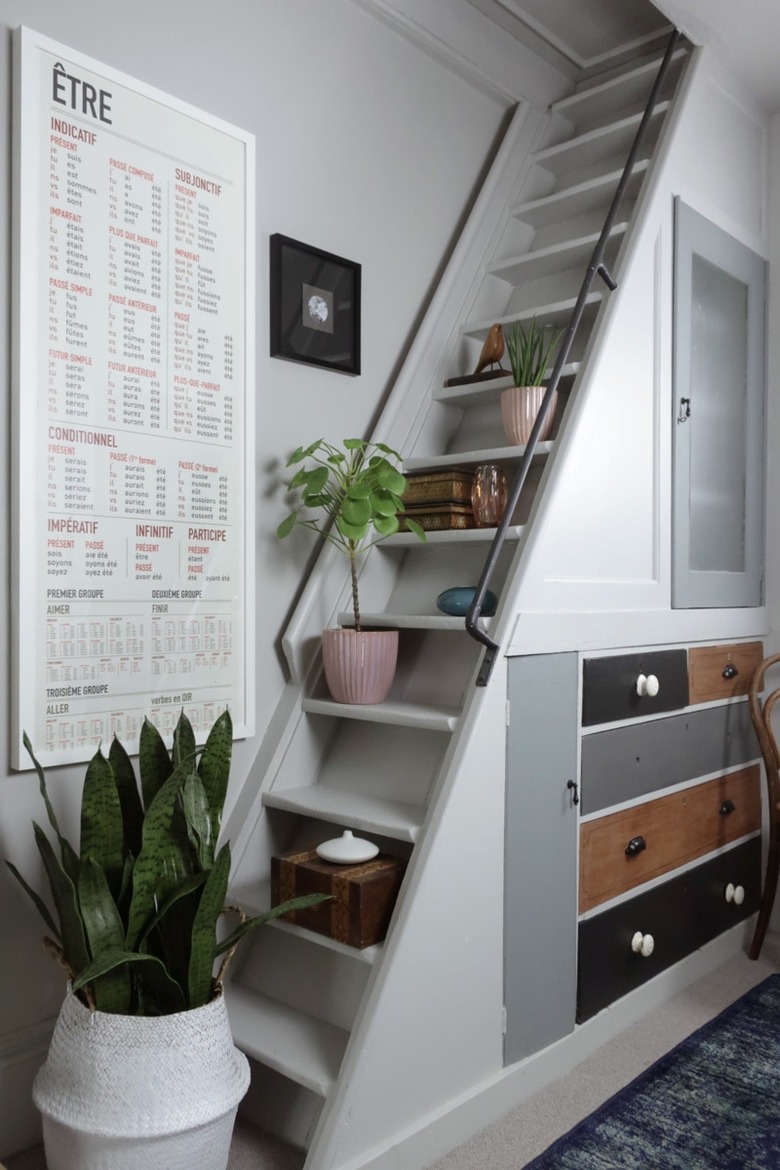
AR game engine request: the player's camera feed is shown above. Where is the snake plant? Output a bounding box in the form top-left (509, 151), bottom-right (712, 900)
top-left (505, 318), bottom-right (564, 387)
top-left (7, 710), bottom-right (329, 1016)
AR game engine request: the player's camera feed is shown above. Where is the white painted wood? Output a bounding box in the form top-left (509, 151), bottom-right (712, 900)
top-left (553, 49), bottom-right (688, 129)
top-left (464, 292), bottom-right (603, 336)
top-left (383, 524), bottom-right (524, 546)
top-left (405, 443), bottom-right (551, 469)
top-left (225, 985), bottom-right (348, 1097)
top-left (337, 611), bottom-right (492, 631)
top-left (513, 164), bottom-right (649, 227)
top-left (303, 696), bottom-right (460, 732)
top-left (533, 104), bottom-right (671, 177)
top-left (489, 223), bottom-right (629, 283)
top-left (262, 786), bottom-right (425, 842)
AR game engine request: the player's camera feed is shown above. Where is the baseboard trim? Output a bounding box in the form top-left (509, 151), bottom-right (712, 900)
top-left (338, 925), bottom-right (752, 1170)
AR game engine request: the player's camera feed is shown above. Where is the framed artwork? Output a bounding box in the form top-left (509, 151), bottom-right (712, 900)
top-left (270, 234), bottom-right (361, 375)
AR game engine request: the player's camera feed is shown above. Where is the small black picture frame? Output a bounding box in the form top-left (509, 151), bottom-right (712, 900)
top-left (270, 234), bottom-right (361, 375)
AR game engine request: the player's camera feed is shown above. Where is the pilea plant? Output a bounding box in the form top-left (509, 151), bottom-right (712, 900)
top-left (7, 710), bottom-right (328, 1016)
top-left (276, 438), bottom-right (425, 631)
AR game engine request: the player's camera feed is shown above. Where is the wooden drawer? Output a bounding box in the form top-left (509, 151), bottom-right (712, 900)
top-left (577, 836), bottom-right (760, 1022)
top-left (579, 766), bottom-right (761, 912)
top-left (582, 650), bottom-right (689, 726)
top-left (580, 701), bottom-right (757, 815)
top-left (688, 641), bottom-right (764, 704)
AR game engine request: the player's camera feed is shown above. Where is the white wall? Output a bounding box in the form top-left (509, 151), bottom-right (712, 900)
top-left (0, 0), bottom-right (522, 1154)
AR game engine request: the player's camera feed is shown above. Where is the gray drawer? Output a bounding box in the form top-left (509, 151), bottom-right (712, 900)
top-left (581, 701), bottom-right (757, 815)
top-left (582, 650), bottom-right (689, 725)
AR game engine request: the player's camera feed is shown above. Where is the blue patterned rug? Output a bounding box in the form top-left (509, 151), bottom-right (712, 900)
top-left (526, 974), bottom-right (780, 1169)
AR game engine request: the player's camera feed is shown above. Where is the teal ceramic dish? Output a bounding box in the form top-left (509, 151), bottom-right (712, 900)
top-left (436, 586), bottom-right (498, 617)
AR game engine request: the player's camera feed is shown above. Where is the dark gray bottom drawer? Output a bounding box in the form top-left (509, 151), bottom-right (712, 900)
top-left (577, 836), bottom-right (760, 1023)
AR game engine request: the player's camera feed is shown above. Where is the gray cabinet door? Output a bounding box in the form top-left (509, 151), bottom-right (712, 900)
top-left (504, 653), bottom-right (578, 1065)
top-left (672, 198), bottom-right (766, 608)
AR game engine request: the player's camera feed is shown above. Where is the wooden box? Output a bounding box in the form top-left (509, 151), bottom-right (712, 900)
top-left (401, 502), bottom-right (474, 531)
top-left (271, 849), bottom-right (407, 948)
top-left (402, 470), bottom-right (474, 506)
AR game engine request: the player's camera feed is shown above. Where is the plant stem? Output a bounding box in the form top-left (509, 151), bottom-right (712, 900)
top-left (350, 552), bottom-right (361, 632)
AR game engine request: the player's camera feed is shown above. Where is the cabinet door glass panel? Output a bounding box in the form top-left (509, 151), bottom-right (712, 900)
top-left (689, 255), bottom-right (748, 572)
top-left (672, 198), bottom-right (766, 608)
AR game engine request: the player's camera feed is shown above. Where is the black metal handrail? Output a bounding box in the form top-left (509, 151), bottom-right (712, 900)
top-left (466, 26), bottom-right (682, 687)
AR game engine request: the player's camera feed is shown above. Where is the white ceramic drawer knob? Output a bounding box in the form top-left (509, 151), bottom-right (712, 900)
top-left (636, 673), bottom-right (660, 698)
top-left (725, 883), bottom-right (745, 905)
top-left (631, 931), bottom-right (655, 957)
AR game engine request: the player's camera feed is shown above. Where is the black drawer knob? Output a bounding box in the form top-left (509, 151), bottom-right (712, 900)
top-left (720, 799), bottom-right (736, 816)
top-left (625, 835), bottom-right (647, 857)
top-left (722, 664), bottom-right (739, 680)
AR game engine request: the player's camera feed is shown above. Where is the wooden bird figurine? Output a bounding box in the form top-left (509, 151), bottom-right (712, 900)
top-left (472, 322), bottom-right (505, 377)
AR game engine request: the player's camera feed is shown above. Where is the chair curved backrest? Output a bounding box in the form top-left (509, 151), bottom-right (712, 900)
top-left (747, 653), bottom-right (780, 959)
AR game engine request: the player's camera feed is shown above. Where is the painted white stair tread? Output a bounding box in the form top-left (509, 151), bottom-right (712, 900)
top-left (303, 695), bottom-right (460, 731)
top-left (230, 881), bottom-right (380, 965)
top-left (225, 984), bottom-right (347, 1097)
top-left (336, 611), bottom-right (492, 631)
top-left (383, 525), bottom-right (524, 548)
top-left (405, 443), bottom-right (551, 471)
top-left (488, 223), bottom-right (628, 284)
top-left (532, 103), bottom-right (670, 176)
top-left (552, 49), bottom-right (686, 127)
top-left (436, 365), bottom-right (578, 408)
top-left (512, 164), bottom-right (649, 228)
top-left (262, 785), bottom-right (424, 841)
top-left (463, 292), bottom-right (603, 338)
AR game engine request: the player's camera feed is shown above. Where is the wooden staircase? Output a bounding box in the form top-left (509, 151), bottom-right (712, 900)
top-left (225, 34), bottom-right (690, 1170)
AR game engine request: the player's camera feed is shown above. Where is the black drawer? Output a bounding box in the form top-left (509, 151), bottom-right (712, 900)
top-left (580, 701), bottom-right (757, 814)
top-left (582, 650), bottom-right (689, 726)
top-left (577, 836), bottom-right (760, 1023)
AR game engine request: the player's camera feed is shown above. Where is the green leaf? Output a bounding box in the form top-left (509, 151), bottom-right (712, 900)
top-left (343, 438), bottom-right (365, 450)
top-left (336, 515), bottom-right (370, 542)
top-left (404, 518), bottom-right (427, 542)
top-left (172, 711), bottom-right (197, 771)
top-left (197, 709), bottom-right (232, 846)
top-left (71, 949), bottom-right (186, 1014)
top-left (108, 737), bottom-right (144, 861)
top-left (5, 860), bottom-right (61, 940)
top-left (373, 513), bottom-right (400, 536)
top-left (33, 823), bottom-right (90, 977)
top-left (342, 495), bottom-right (372, 526)
top-left (214, 893), bottom-right (334, 957)
top-left (125, 766), bottom-right (194, 948)
top-left (23, 732), bottom-right (80, 883)
top-left (374, 464), bottom-right (407, 495)
top-left (182, 772), bottom-right (213, 867)
top-left (276, 513), bottom-right (297, 538)
top-left (370, 490), bottom-right (398, 517)
top-left (304, 466), bottom-right (329, 494)
top-left (80, 748), bottom-right (124, 894)
top-left (78, 857), bottom-right (132, 1013)
top-left (187, 845), bottom-right (231, 1008)
top-left (139, 717), bottom-right (172, 810)
top-left (136, 872), bottom-right (208, 950)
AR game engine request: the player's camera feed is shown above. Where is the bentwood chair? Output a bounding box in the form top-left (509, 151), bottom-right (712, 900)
top-left (748, 653), bottom-right (780, 959)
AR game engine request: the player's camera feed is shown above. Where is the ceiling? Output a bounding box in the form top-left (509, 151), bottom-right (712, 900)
top-left (466, 0), bottom-right (780, 113)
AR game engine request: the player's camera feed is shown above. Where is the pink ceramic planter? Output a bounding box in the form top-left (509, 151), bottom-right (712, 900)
top-left (322, 628), bottom-right (399, 704)
top-left (500, 385), bottom-right (557, 445)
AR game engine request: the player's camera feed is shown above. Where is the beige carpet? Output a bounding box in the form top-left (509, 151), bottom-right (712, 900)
top-left (7, 933), bottom-right (779, 1170)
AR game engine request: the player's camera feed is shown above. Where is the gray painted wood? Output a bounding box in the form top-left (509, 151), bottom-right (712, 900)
top-left (581, 701), bottom-right (757, 814)
top-left (672, 197), bottom-right (766, 608)
top-left (505, 653), bottom-right (578, 1064)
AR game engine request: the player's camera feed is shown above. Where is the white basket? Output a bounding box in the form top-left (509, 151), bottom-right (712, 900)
top-left (34, 991), bottom-right (250, 1170)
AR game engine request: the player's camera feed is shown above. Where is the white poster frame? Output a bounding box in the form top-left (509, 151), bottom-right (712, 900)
top-left (11, 26), bottom-right (256, 769)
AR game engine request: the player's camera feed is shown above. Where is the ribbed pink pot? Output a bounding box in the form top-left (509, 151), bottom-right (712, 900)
top-left (321, 629), bottom-right (398, 705)
top-left (500, 385), bottom-right (557, 445)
